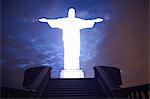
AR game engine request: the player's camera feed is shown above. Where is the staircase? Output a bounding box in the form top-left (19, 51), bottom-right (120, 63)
top-left (41, 78), bottom-right (106, 99)
top-left (2, 66), bottom-right (149, 98)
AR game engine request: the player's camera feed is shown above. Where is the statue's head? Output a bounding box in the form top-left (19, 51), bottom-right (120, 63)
top-left (68, 8), bottom-right (75, 18)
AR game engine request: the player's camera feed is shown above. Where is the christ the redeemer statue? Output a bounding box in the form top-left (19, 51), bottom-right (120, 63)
top-left (39, 8), bottom-right (103, 78)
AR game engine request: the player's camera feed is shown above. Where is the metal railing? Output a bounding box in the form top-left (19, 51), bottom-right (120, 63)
top-left (111, 84), bottom-right (150, 99)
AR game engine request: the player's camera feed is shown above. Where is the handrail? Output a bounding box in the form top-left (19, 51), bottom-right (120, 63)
top-left (29, 66), bottom-right (50, 89)
top-left (95, 66), bottom-right (118, 89)
top-left (94, 66), bottom-right (122, 97)
top-left (111, 84), bottom-right (150, 98)
top-left (28, 66), bottom-right (51, 97)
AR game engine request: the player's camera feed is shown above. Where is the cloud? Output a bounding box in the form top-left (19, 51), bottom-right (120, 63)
top-left (104, 13), bottom-right (111, 20)
top-left (78, 10), bottom-right (89, 18)
top-left (22, 18), bottom-right (37, 24)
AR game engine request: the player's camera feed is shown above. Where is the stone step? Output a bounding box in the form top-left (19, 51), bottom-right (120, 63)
top-left (42, 96), bottom-right (105, 99)
top-left (41, 78), bottom-right (106, 98)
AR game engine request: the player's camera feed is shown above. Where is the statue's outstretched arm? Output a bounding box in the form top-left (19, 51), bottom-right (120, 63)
top-left (80, 18), bottom-right (103, 29)
top-left (93, 18), bottom-right (103, 23)
top-left (39, 17), bottom-right (64, 28)
top-left (39, 18), bottom-right (48, 22)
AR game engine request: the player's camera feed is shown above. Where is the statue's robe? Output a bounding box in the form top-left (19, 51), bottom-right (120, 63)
top-left (47, 18), bottom-right (95, 69)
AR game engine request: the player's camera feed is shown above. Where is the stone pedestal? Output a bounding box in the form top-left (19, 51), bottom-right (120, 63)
top-left (60, 69), bottom-right (84, 78)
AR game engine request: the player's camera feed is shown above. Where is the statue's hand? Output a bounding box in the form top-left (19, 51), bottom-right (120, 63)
top-left (95, 18), bottom-right (103, 23)
top-left (39, 18), bottom-right (47, 22)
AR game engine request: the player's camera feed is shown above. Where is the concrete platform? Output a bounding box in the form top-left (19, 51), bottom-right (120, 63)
top-left (60, 69), bottom-right (84, 78)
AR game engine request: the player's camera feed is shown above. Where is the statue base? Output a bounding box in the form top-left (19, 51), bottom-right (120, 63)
top-left (60, 69), bottom-right (84, 78)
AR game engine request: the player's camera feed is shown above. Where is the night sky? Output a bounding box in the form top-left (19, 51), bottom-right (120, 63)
top-left (1, 0), bottom-right (149, 88)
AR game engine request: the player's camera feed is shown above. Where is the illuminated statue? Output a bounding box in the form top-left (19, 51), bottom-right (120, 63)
top-left (39, 8), bottom-right (103, 78)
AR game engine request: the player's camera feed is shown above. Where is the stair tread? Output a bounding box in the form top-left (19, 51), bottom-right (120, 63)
top-left (43, 88), bottom-right (103, 91)
top-left (41, 78), bottom-right (106, 97)
top-left (42, 95), bottom-right (106, 98)
top-left (43, 93), bottom-right (105, 96)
